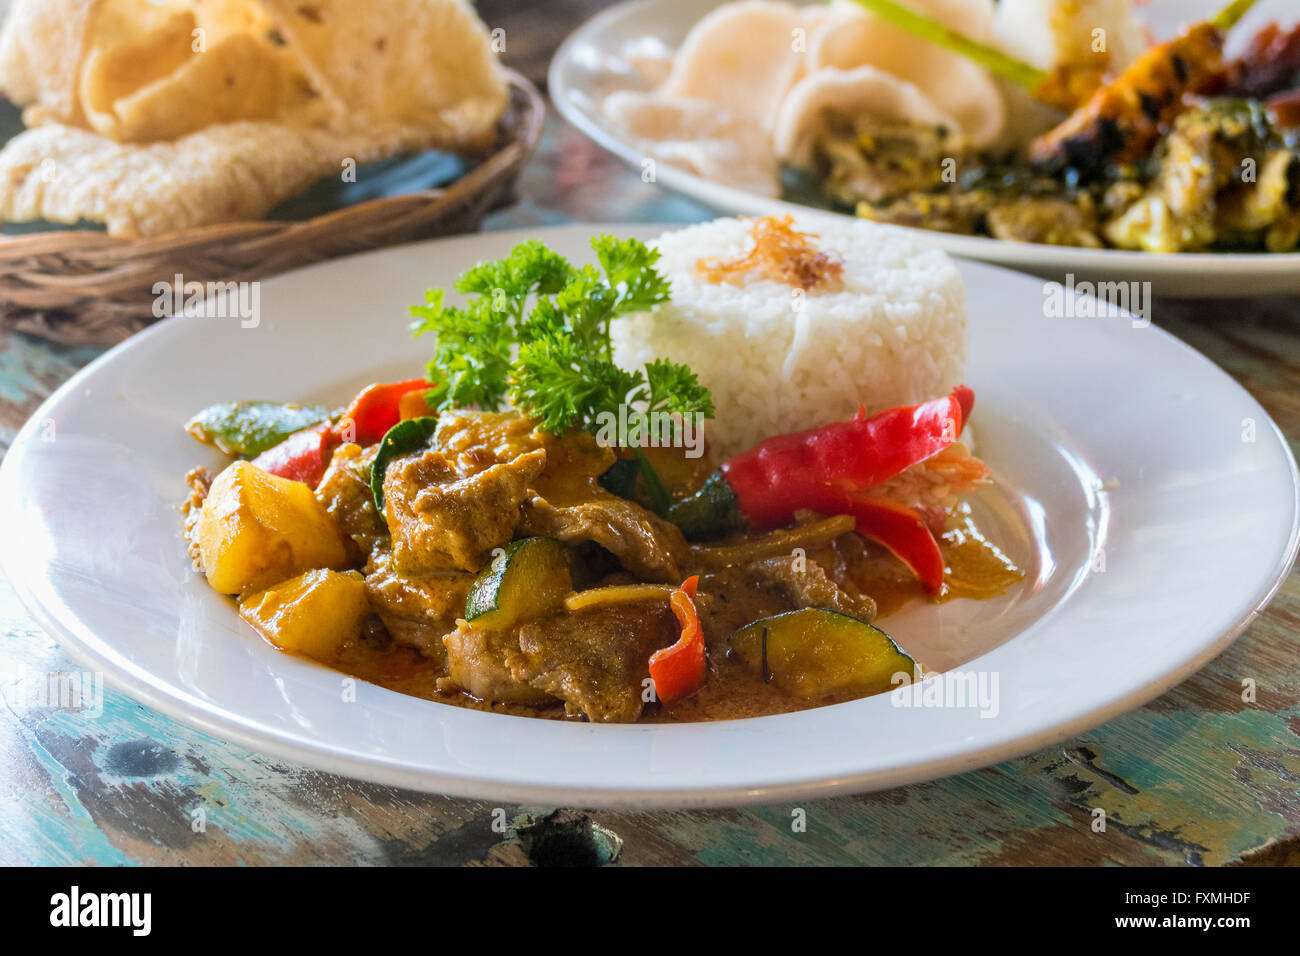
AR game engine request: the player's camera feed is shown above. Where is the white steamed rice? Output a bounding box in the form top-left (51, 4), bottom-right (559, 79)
top-left (612, 215), bottom-right (968, 460)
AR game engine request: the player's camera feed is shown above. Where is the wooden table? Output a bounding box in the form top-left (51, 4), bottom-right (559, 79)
top-left (2, 9), bottom-right (1299, 865)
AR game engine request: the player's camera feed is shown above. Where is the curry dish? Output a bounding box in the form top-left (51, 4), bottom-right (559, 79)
top-left (181, 221), bottom-right (1021, 723)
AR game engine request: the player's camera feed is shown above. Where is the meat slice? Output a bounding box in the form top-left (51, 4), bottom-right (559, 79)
top-left (383, 446), bottom-right (546, 574)
top-left (437, 408), bottom-right (616, 504)
top-left (315, 442), bottom-right (385, 559)
top-left (519, 491), bottom-right (688, 583)
top-left (363, 546), bottom-right (473, 664)
top-left (442, 621), bottom-right (556, 706)
top-left (745, 555), bottom-right (877, 622)
top-left (511, 602), bottom-right (678, 723)
top-left (432, 409), bottom-right (548, 473)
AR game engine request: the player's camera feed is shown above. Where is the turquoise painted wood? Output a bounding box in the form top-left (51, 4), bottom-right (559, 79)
top-left (1, 114), bottom-right (1297, 868)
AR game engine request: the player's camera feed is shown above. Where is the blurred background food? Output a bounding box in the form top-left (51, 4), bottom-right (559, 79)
top-left (590, 0), bottom-right (1300, 254)
top-left (0, 0), bottom-right (509, 236)
top-left (2, 0), bottom-right (1297, 343)
top-left (0, 0), bottom-right (544, 342)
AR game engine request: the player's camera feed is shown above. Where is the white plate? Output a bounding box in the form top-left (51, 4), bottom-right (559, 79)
top-left (549, 0), bottom-right (1300, 298)
top-left (1, 225), bottom-right (1296, 808)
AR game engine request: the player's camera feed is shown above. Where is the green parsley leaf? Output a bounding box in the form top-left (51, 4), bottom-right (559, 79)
top-left (411, 235), bottom-right (711, 439)
top-left (639, 359), bottom-right (716, 418)
top-left (592, 234), bottom-right (672, 314)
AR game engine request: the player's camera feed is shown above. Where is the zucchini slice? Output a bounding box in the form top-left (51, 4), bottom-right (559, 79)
top-left (664, 470), bottom-right (744, 540)
top-left (371, 416), bottom-right (439, 511)
top-left (728, 608), bottom-right (916, 698)
top-left (464, 537), bottom-right (572, 630)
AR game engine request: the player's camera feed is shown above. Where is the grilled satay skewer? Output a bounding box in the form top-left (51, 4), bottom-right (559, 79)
top-left (1028, 0), bottom-right (1260, 174)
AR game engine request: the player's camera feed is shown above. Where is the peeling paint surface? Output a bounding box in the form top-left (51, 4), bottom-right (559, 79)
top-left (1, 582), bottom-right (1296, 866)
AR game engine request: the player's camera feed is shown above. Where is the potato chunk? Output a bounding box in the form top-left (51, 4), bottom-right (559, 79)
top-left (240, 569), bottom-right (368, 660)
top-left (195, 460), bottom-right (349, 595)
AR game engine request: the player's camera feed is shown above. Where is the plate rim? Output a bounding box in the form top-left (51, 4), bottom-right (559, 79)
top-left (1, 224), bottom-right (1297, 808)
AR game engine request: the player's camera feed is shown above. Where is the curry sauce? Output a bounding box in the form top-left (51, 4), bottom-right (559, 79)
top-left (307, 501), bottom-right (1023, 723)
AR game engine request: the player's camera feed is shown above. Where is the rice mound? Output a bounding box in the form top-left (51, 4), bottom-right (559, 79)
top-left (612, 215), bottom-right (968, 460)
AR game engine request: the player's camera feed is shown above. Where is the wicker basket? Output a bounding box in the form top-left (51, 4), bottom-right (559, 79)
top-left (0, 71), bottom-right (545, 347)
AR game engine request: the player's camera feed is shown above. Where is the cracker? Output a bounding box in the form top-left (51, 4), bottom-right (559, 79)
top-left (602, 91), bottom-right (779, 196)
top-left (808, 0), bottom-right (1005, 147)
top-left (658, 0), bottom-right (813, 135)
top-left (88, 32), bottom-right (289, 142)
top-left (0, 0), bottom-right (510, 235)
top-left (258, 0), bottom-right (507, 150)
top-left (0, 0), bottom-right (100, 127)
top-left (0, 120), bottom-right (435, 237)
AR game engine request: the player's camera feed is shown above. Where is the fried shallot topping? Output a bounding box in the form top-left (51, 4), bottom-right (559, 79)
top-left (696, 215), bottom-right (845, 292)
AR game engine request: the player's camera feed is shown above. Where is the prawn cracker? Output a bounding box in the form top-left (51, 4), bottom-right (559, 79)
top-left (0, 120), bottom-right (433, 237)
top-left (258, 0), bottom-right (507, 151)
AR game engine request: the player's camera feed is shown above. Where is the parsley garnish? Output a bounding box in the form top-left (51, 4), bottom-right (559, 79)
top-left (410, 235), bottom-right (714, 434)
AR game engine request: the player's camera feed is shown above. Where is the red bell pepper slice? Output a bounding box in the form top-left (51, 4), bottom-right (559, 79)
top-left (248, 378), bottom-right (431, 489)
top-left (954, 383), bottom-right (974, 426)
top-left (649, 575), bottom-right (706, 703)
top-left (339, 379), bottom-right (429, 447)
top-left (810, 490), bottom-right (946, 595)
top-left (251, 422), bottom-right (341, 489)
top-left (721, 385), bottom-right (973, 528)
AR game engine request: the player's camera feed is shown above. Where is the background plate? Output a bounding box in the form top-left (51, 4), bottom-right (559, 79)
top-left (549, 0), bottom-right (1300, 297)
